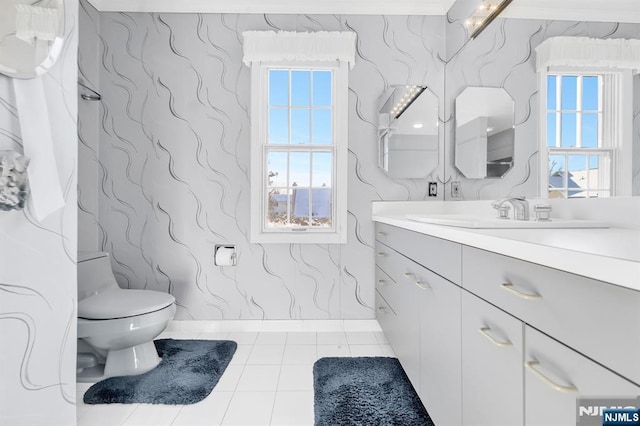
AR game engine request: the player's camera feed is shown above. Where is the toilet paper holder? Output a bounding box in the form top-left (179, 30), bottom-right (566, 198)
top-left (214, 245), bottom-right (237, 266)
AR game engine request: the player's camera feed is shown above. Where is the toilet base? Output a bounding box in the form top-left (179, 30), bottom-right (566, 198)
top-left (77, 341), bottom-right (161, 383)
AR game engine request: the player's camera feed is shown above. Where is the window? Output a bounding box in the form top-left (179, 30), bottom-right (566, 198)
top-left (536, 37), bottom-right (636, 198)
top-left (266, 68), bottom-right (335, 229)
top-left (545, 73), bottom-right (611, 198)
top-left (243, 31), bottom-right (355, 243)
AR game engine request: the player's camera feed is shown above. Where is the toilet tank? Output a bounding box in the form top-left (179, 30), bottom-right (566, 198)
top-left (78, 252), bottom-right (120, 301)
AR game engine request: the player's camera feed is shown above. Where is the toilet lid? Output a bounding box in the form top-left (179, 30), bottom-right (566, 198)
top-left (78, 289), bottom-right (175, 320)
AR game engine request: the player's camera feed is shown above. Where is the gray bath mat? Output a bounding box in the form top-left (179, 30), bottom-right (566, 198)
top-left (83, 339), bottom-right (237, 405)
top-left (313, 357), bottom-right (434, 426)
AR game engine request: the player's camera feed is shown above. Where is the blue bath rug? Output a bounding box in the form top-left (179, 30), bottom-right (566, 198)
top-left (313, 357), bottom-right (434, 426)
top-left (83, 339), bottom-right (237, 405)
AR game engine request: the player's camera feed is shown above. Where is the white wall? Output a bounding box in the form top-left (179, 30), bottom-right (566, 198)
top-left (0, 0), bottom-right (78, 424)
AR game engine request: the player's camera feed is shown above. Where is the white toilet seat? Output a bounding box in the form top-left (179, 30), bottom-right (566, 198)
top-left (78, 288), bottom-right (175, 320)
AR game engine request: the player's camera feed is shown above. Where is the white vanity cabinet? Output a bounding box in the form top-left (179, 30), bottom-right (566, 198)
top-left (375, 220), bottom-right (640, 426)
top-left (375, 223), bottom-right (463, 426)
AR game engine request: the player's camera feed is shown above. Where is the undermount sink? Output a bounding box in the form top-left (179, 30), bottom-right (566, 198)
top-left (405, 214), bottom-right (609, 229)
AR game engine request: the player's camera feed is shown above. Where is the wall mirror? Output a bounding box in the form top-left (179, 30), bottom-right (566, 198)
top-left (455, 86), bottom-right (514, 179)
top-left (377, 85), bottom-right (439, 179)
top-left (0, 0), bottom-right (65, 79)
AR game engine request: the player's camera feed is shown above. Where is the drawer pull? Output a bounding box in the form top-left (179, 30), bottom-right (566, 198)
top-left (377, 252), bottom-right (387, 257)
top-left (377, 280), bottom-right (388, 286)
top-left (377, 231), bottom-right (387, 237)
top-left (377, 306), bottom-right (389, 314)
top-left (501, 282), bottom-right (541, 300)
top-left (404, 272), bottom-right (416, 280)
top-left (479, 327), bottom-right (512, 347)
top-left (415, 281), bottom-right (430, 290)
top-left (525, 360), bottom-right (578, 394)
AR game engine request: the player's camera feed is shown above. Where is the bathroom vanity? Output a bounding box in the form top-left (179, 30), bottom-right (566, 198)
top-left (372, 200), bottom-right (640, 426)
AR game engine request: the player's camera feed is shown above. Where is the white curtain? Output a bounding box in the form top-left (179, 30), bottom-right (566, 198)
top-left (242, 31), bottom-right (356, 69)
top-left (535, 37), bottom-right (640, 74)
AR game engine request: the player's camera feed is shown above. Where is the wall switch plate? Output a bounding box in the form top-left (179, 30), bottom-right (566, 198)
top-left (451, 181), bottom-right (461, 198)
top-left (428, 182), bottom-right (437, 197)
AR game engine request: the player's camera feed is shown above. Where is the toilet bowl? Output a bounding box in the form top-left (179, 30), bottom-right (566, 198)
top-left (76, 252), bottom-right (176, 382)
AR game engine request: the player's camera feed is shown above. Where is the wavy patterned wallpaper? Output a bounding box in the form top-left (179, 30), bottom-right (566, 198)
top-left (78, 4), bottom-right (640, 322)
top-left (0, 0), bottom-right (78, 424)
top-left (78, 9), bottom-right (447, 320)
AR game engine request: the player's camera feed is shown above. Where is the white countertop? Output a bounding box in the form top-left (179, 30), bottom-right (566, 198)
top-left (372, 200), bottom-right (640, 292)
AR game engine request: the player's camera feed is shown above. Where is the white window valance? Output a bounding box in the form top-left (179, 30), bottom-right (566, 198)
top-left (242, 31), bottom-right (357, 69)
top-left (535, 36), bottom-right (640, 73)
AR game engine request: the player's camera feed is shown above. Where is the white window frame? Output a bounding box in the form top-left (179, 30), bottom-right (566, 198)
top-left (535, 36), bottom-right (640, 198)
top-left (538, 67), bottom-right (633, 197)
top-left (243, 31), bottom-right (355, 244)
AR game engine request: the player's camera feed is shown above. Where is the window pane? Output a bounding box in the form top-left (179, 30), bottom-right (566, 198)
top-left (269, 109), bottom-right (289, 143)
top-left (311, 188), bottom-right (332, 227)
top-left (546, 112), bottom-right (557, 147)
top-left (312, 109), bottom-right (332, 145)
top-left (291, 188), bottom-right (310, 225)
top-left (548, 154), bottom-right (566, 198)
top-left (291, 70), bottom-right (310, 107)
top-left (269, 70), bottom-right (289, 107)
top-left (267, 188), bottom-right (291, 227)
top-left (568, 154), bottom-right (587, 197)
top-left (582, 76), bottom-right (599, 111)
top-left (266, 151), bottom-right (287, 187)
top-left (313, 71), bottom-right (332, 107)
top-left (289, 152), bottom-right (310, 187)
top-left (581, 113), bottom-right (598, 148)
top-left (291, 109), bottom-right (310, 144)
top-left (547, 75), bottom-right (557, 110)
top-left (561, 76), bottom-right (577, 110)
top-left (312, 152), bottom-right (332, 188)
top-left (561, 113), bottom-right (576, 147)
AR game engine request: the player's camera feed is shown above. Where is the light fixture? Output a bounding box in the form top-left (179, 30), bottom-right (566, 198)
top-left (465, 0), bottom-right (513, 39)
top-left (413, 123), bottom-right (424, 129)
top-left (390, 85), bottom-right (426, 119)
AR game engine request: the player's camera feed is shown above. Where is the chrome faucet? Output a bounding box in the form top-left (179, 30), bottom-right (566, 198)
top-left (491, 197), bottom-right (530, 221)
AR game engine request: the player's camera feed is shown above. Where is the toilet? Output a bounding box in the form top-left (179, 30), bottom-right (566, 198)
top-left (76, 252), bottom-right (176, 382)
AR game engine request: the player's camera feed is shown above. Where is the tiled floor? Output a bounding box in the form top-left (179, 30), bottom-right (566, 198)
top-left (76, 325), bottom-right (393, 426)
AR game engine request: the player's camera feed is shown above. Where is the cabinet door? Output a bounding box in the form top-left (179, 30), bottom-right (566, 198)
top-left (392, 269), bottom-right (421, 393)
top-left (462, 291), bottom-right (524, 426)
top-left (525, 326), bottom-right (640, 426)
top-left (419, 269), bottom-right (462, 426)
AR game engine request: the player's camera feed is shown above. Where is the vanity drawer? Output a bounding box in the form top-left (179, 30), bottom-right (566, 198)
top-left (376, 239), bottom-right (454, 301)
top-left (525, 325), bottom-right (640, 426)
top-left (462, 246), bottom-right (640, 385)
top-left (375, 265), bottom-right (397, 312)
top-left (376, 223), bottom-right (462, 285)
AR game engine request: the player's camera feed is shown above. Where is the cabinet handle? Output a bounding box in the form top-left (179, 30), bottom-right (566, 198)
top-left (479, 327), bottom-right (512, 347)
top-left (403, 272), bottom-right (416, 280)
top-left (415, 281), bottom-right (430, 290)
top-left (377, 231), bottom-right (387, 237)
top-left (377, 279), bottom-right (388, 286)
top-left (377, 306), bottom-right (388, 314)
top-left (501, 282), bottom-right (542, 300)
top-left (377, 252), bottom-right (387, 257)
top-left (525, 360), bottom-right (578, 394)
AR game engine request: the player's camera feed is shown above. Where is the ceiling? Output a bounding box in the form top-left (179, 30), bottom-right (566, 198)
top-left (86, 0), bottom-right (640, 24)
